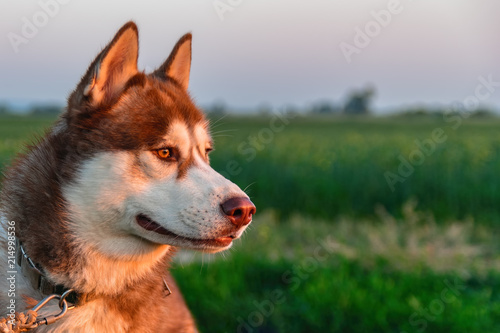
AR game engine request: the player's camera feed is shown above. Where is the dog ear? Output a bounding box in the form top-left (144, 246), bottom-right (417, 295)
top-left (153, 33), bottom-right (192, 90)
top-left (75, 22), bottom-right (139, 106)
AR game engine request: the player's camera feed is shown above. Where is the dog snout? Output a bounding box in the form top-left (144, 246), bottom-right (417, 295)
top-left (221, 197), bottom-right (256, 228)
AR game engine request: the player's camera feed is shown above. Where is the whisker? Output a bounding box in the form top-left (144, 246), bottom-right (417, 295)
top-left (211, 134), bottom-right (235, 139)
top-left (211, 129), bottom-right (238, 134)
top-left (243, 182), bottom-right (256, 194)
top-left (209, 114), bottom-right (229, 128)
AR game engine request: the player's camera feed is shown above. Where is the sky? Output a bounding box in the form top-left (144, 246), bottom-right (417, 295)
top-left (0, 0), bottom-right (499, 113)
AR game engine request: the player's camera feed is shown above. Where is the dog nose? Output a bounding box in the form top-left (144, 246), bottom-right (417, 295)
top-left (221, 197), bottom-right (256, 228)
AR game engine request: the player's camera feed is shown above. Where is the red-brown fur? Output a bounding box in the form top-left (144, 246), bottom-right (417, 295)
top-left (0, 21), bottom-right (210, 332)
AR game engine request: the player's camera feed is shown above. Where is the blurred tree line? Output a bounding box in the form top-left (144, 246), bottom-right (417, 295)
top-left (0, 104), bottom-right (63, 116)
top-left (204, 85), bottom-right (378, 116)
top-left (0, 83), bottom-right (497, 117)
top-left (310, 86), bottom-right (376, 115)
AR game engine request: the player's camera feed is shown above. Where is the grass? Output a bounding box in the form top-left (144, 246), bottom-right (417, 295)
top-left (0, 114), bottom-right (54, 172)
top-left (3, 113), bottom-right (500, 225)
top-left (207, 114), bottom-right (500, 225)
top-left (1, 113), bottom-right (500, 332)
top-left (173, 208), bottom-right (500, 333)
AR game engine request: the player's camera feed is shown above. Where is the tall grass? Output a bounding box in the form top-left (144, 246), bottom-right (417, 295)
top-left (1, 114), bottom-right (500, 332)
top-left (173, 208), bottom-right (500, 333)
top-left (208, 115), bottom-right (500, 225)
top-left (0, 115), bottom-right (54, 172)
top-left (3, 114), bottom-right (500, 224)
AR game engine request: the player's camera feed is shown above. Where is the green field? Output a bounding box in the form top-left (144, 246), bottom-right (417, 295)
top-left (208, 114), bottom-right (500, 225)
top-left (1, 113), bottom-right (499, 332)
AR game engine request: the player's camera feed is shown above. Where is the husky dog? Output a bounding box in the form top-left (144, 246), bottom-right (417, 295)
top-left (0, 22), bottom-right (255, 332)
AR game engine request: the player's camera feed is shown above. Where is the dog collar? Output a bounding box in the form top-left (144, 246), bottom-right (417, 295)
top-left (16, 238), bottom-right (80, 305)
top-left (15, 238), bottom-right (172, 303)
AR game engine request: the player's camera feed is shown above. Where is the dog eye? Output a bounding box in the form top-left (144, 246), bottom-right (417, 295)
top-left (154, 148), bottom-right (175, 160)
top-left (205, 148), bottom-right (213, 158)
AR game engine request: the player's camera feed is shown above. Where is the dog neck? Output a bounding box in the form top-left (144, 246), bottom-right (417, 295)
top-left (16, 238), bottom-right (173, 304)
top-left (44, 240), bottom-right (173, 297)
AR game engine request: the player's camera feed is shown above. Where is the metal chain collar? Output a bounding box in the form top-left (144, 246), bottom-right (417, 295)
top-left (0, 289), bottom-right (75, 332)
top-left (23, 289), bottom-right (75, 330)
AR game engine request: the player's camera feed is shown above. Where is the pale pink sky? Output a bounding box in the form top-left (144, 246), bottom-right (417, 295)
top-left (0, 0), bottom-right (499, 113)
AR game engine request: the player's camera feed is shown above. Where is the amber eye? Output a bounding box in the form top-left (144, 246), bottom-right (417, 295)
top-left (154, 148), bottom-right (174, 160)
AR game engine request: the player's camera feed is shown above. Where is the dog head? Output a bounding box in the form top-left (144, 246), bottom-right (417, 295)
top-left (59, 22), bottom-right (255, 257)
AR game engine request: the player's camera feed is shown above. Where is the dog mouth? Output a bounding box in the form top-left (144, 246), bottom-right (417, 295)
top-left (136, 214), bottom-right (236, 248)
